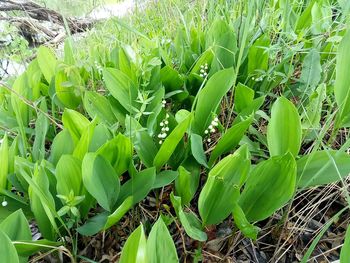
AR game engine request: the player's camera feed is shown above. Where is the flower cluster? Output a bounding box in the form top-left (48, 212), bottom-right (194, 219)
top-left (158, 114), bottom-right (170, 144)
top-left (162, 99), bottom-right (167, 108)
top-left (199, 63), bottom-right (208, 78)
top-left (2, 198), bottom-right (7, 207)
top-left (94, 60), bottom-right (103, 75)
top-left (204, 117), bottom-right (219, 143)
top-left (252, 76), bottom-right (263, 82)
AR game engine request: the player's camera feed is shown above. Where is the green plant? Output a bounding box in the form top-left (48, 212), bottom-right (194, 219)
top-left (1, 0), bottom-right (350, 261)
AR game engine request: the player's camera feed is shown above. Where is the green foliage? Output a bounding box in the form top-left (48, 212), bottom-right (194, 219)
top-left (199, 145), bottom-right (250, 225)
top-left (297, 150), bottom-right (350, 188)
top-left (239, 153), bottom-right (297, 222)
top-left (0, 230), bottom-right (20, 263)
top-left (267, 97), bottom-right (302, 157)
top-left (335, 29), bottom-right (350, 127)
top-left (192, 68), bottom-right (235, 135)
top-left (37, 46), bottom-right (57, 83)
top-left (171, 193), bottom-right (207, 241)
top-left (146, 217), bottom-right (178, 263)
top-left (82, 153), bottom-right (120, 211)
top-left (175, 161), bottom-right (200, 205)
top-left (119, 224), bottom-right (147, 263)
top-left (341, 224), bottom-right (350, 262)
top-left (1, 0), bottom-right (350, 261)
top-left (0, 134), bottom-right (9, 190)
top-left (232, 203), bottom-right (258, 240)
top-left (153, 112), bottom-right (192, 170)
top-left (208, 115), bottom-right (252, 166)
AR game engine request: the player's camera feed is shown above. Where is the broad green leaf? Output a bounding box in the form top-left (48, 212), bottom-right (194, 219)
top-left (234, 83), bottom-right (254, 113)
top-left (175, 166), bottom-right (194, 205)
top-left (13, 157), bottom-right (32, 192)
top-left (14, 240), bottom-right (61, 257)
top-left (179, 210), bottom-right (206, 241)
top-left (207, 19), bottom-right (237, 72)
top-left (118, 167), bottom-right (156, 206)
top-left (232, 203), bottom-right (258, 240)
top-left (299, 49), bottom-right (321, 90)
top-left (297, 150), bottom-right (350, 188)
top-left (341, 225), bottom-right (350, 262)
top-left (55, 69), bottom-right (81, 108)
top-left (199, 145), bottom-right (250, 225)
top-left (0, 208), bottom-right (32, 261)
top-left (77, 212), bottom-right (109, 236)
top-left (126, 116), bottom-right (157, 168)
top-left (10, 74), bottom-right (30, 127)
top-left (56, 155), bottom-right (82, 197)
top-left (11, 73), bottom-right (31, 127)
top-left (153, 113), bottom-right (193, 170)
top-left (0, 209), bottom-right (31, 241)
top-left (190, 134), bottom-right (208, 168)
top-left (295, 0), bottom-right (316, 34)
top-left (134, 132), bottom-right (157, 167)
top-left (0, 133), bottom-right (9, 189)
top-left (0, 191), bottom-right (28, 221)
top-left (313, 1), bottom-right (332, 35)
top-left (119, 224), bottom-right (147, 263)
top-left (97, 134), bottom-right (132, 176)
top-left (28, 165), bottom-right (56, 240)
top-left (49, 130), bottom-right (74, 165)
top-left (84, 91), bottom-right (117, 125)
top-left (170, 193), bottom-right (207, 242)
top-left (109, 96), bottom-right (128, 125)
top-left (0, 230), bottom-right (19, 263)
top-left (153, 170), bottom-right (178, 189)
top-left (25, 59), bottom-right (42, 99)
top-left (118, 45), bottom-right (136, 81)
top-left (82, 153), bottom-right (120, 212)
top-left (10, 74), bottom-right (30, 155)
top-left (0, 210), bottom-right (31, 263)
top-left (37, 46), bottom-right (57, 83)
top-left (104, 196), bottom-right (133, 230)
top-left (174, 110), bottom-right (190, 125)
top-left (103, 68), bottom-right (137, 113)
top-left (64, 39), bottom-right (75, 65)
top-left (160, 66), bottom-right (184, 93)
top-left (233, 96), bottom-right (265, 125)
top-left (334, 30), bottom-right (350, 126)
top-left (0, 109), bottom-right (17, 129)
top-left (62, 109), bottom-right (90, 145)
top-left (175, 158), bottom-right (200, 205)
top-left (209, 115), bottom-right (253, 166)
top-left (8, 136), bottom-right (18, 175)
top-left (146, 88), bottom-right (165, 136)
top-left (32, 100), bottom-right (49, 162)
top-left (301, 84), bottom-right (326, 131)
top-left (267, 97), bottom-right (302, 157)
top-left (145, 57), bottom-right (162, 91)
top-left (89, 123), bottom-right (112, 152)
top-left (248, 34), bottom-right (269, 75)
top-left (192, 68), bottom-right (235, 134)
top-left (239, 153), bottom-right (296, 222)
top-left (189, 48), bottom-right (214, 75)
top-left (147, 217), bottom-right (178, 263)
top-left (73, 121), bottom-right (96, 160)
top-left (48, 74), bottom-right (65, 108)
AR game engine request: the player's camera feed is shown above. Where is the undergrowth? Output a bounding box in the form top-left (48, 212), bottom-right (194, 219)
top-left (1, 0), bottom-right (350, 262)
